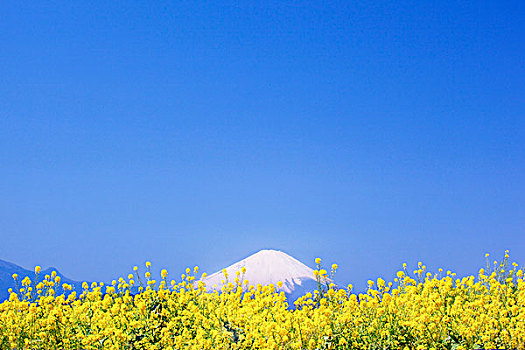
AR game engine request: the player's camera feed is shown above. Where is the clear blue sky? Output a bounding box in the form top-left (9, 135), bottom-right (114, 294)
top-left (1, 0), bottom-right (523, 289)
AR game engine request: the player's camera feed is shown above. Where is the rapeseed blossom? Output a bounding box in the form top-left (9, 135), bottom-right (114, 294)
top-left (0, 253), bottom-right (523, 349)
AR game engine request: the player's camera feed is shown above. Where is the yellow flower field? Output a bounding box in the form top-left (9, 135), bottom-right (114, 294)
top-left (1, 252), bottom-right (524, 349)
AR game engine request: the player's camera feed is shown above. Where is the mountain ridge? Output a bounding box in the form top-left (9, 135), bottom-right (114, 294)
top-left (0, 258), bottom-right (83, 301)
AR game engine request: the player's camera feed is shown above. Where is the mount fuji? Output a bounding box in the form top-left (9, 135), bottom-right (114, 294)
top-left (202, 249), bottom-right (318, 302)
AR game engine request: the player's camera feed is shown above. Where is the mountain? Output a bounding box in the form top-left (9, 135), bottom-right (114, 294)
top-left (202, 249), bottom-right (319, 303)
top-left (1, 250), bottom-right (322, 303)
top-left (0, 259), bottom-right (83, 301)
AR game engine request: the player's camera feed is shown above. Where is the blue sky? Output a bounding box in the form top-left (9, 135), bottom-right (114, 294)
top-left (1, 0), bottom-right (523, 289)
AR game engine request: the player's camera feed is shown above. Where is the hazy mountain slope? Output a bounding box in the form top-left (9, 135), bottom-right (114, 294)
top-left (0, 259), bottom-right (83, 301)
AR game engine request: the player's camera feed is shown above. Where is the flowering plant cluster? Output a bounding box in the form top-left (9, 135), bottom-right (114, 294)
top-left (1, 252), bottom-right (524, 349)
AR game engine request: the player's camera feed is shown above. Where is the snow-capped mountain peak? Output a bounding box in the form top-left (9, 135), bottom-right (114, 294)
top-left (202, 249), bottom-right (316, 294)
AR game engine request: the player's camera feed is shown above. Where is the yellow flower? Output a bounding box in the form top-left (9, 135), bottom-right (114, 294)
top-left (145, 261), bottom-right (151, 268)
top-left (35, 266), bottom-right (41, 274)
top-left (315, 257), bottom-right (321, 264)
top-left (1, 252), bottom-right (519, 350)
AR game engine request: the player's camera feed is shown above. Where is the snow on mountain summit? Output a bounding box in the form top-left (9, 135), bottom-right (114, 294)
top-left (202, 250), bottom-right (316, 294)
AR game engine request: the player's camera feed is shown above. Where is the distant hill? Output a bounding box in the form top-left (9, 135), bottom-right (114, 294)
top-left (0, 259), bottom-right (84, 301)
